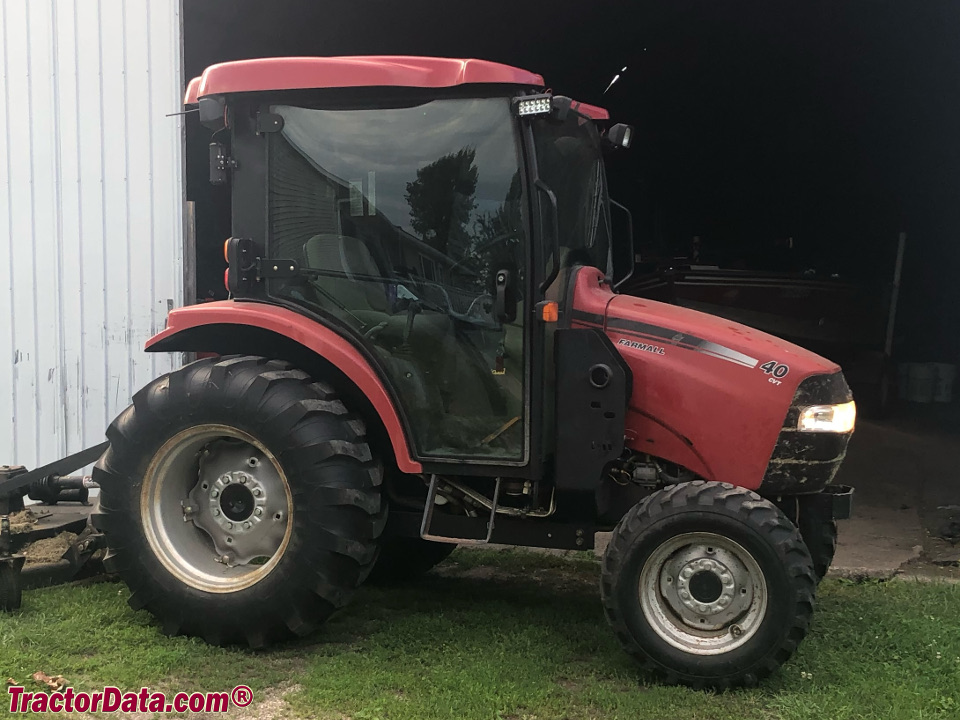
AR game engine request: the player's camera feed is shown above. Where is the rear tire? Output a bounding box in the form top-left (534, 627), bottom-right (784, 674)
top-left (93, 356), bottom-right (385, 647)
top-left (367, 538), bottom-right (456, 584)
top-left (601, 481), bottom-right (816, 689)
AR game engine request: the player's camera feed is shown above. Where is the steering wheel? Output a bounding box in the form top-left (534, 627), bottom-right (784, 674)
top-left (447, 231), bottom-right (519, 274)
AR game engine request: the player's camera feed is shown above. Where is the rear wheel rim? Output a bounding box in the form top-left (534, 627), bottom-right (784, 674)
top-left (639, 531), bottom-right (767, 655)
top-left (141, 424), bottom-right (293, 593)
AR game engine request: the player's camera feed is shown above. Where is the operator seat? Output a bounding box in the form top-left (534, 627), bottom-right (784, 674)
top-left (300, 235), bottom-right (511, 457)
top-left (303, 234), bottom-right (390, 325)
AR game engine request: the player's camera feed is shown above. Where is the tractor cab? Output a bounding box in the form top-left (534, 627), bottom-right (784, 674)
top-left (191, 57), bottom-right (632, 474)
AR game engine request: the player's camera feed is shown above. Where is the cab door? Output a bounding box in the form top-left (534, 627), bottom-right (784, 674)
top-left (256, 95), bottom-right (533, 465)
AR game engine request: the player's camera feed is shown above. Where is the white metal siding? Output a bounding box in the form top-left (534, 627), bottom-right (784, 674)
top-left (0, 0), bottom-right (184, 469)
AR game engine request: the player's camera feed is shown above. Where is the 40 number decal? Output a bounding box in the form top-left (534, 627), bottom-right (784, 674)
top-left (760, 360), bottom-right (790, 379)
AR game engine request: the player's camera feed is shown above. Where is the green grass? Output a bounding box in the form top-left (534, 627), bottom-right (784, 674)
top-left (2, 549), bottom-right (959, 719)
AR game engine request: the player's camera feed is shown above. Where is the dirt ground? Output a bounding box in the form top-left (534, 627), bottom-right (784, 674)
top-left (843, 407), bottom-right (960, 571)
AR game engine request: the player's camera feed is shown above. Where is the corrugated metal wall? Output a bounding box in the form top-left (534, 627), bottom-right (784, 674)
top-left (0, 0), bottom-right (184, 469)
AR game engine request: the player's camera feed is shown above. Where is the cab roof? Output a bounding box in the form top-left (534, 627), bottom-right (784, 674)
top-left (185, 56), bottom-right (543, 104)
top-left (184, 56), bottom-right (609, 120)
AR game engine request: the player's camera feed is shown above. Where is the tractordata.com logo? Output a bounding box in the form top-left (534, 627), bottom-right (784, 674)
top-left (7, 685), bottom-right (253, 714)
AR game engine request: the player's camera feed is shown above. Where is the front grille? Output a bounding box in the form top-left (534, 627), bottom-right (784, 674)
top-left (759, 372), bottom-right (854, 495)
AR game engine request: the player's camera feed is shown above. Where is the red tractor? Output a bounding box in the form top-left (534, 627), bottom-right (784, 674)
top-left (91, 57), bottom-right (854, 688)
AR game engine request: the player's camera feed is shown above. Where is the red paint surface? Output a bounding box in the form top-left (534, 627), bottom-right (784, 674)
top-left (571, 268), bottom-right (839, 489)
top-left (184, 76), bottom-right (201, 105)
top-left (146, 301), bottom-right (422, 474)
top-left (185, 56), bottom-right (612, 124)
top-left (571, 100), bottom-right (610, 120)
top-left (188, 56), bottom-right (544, 101)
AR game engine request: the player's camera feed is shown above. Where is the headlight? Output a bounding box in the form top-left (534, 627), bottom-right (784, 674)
top-left (798, 401), bottom-right (856, 433)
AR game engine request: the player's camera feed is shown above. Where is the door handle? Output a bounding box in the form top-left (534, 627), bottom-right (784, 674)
top-left (494, 269), bottom-right (517, 323)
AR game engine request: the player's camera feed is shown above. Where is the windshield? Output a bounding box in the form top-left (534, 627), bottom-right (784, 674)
top-left (265, 96), bottom-right (529, 461)
top-left (532, 113), bottom-right (611, 277)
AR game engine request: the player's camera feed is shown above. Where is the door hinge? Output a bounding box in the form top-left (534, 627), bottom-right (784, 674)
top-left (209, 142), bottom-right (238, 186)
top-left (256, 258), bottom-right (300, 279)
top-left (256, 112), bottom-right (285, 134)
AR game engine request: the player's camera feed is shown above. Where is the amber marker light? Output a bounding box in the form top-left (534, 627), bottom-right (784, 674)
top-left (539, 301), bottom-right (559, 323)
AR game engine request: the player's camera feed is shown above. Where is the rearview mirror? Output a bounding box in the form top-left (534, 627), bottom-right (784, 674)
top-left (605, 123), bottom-right (634, 150)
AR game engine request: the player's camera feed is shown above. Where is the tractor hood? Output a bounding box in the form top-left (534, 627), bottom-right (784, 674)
top-left (604, 292), bottom-right (840, 379)
top-left (569, 267), bottom-right (845, 490)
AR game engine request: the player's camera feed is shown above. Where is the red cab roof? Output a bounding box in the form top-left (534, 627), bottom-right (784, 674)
top-left (184, 76), bottom-right (202, 106)
top-left (570, 101), bottom-right (610, 121)
top-left (184, 56), bottom-right (545, 105)
top-left (183, 56), bottom-right (609, 121)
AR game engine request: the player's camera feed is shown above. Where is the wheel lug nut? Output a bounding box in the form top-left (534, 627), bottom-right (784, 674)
top-left (254, 508), bottom-right (263, 516)
top-left (243, 522), bottom-right (252, 530)
top-left (239, 476), bottom-right (247, 484)
top-left (253, 489), bottom-right (262, 497)
top-left (211, 490), bottom-right (219, 498)
top-left (225, 522), bottom-right (233, 530)
top-left (213, 509), bottom-right (221, 517)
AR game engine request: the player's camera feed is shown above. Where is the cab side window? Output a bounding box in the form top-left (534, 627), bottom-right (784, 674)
top-left (267, 98), bottom-right (529, 461)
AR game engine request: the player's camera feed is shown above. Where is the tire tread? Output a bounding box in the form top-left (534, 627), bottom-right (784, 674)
top-left (92, 356), bottom-right (384, 647)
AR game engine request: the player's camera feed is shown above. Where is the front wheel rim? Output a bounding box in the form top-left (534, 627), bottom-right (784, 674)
top-left (639, 531), bottom-right (768, 656)
top-left (141, 424), bottom-right (293, 594)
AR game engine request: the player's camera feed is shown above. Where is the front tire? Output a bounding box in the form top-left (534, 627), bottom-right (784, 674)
top-left (797, 512), bottom-right (837, 583)
top-left (601, 481), bottom-right (816, 689)
top-left (93, 356), bottom-right (385, 647)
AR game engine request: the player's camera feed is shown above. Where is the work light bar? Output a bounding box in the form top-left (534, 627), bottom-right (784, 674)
top-left (514, 94), bottom-right (553, 117)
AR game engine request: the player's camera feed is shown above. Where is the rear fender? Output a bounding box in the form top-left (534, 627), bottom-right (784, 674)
top-left (146, 301), bottom-right (422, 473)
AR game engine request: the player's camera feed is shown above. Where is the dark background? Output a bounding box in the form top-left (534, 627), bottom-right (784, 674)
top-left (183, 0), bottom-right (960, 363)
